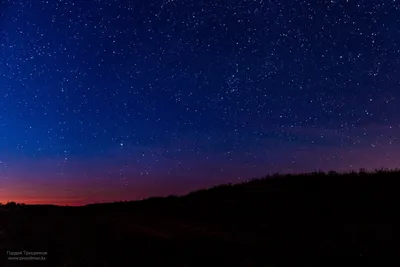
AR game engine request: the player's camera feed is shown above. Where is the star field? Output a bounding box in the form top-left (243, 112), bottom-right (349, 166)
top-left (1, 0), bottom-right (400, 205)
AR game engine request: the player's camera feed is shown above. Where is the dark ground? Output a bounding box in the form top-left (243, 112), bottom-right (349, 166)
top-left (0, 170), bottom-right (399, 266)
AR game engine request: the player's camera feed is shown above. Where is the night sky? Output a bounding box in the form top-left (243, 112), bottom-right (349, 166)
top-left (0, 0), bottom-right (399, 205)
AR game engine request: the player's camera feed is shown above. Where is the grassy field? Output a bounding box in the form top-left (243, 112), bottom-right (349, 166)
top-left (1, 170), bottom-right (399, 266)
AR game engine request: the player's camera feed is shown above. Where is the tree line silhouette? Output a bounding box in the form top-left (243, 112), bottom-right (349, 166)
top-left (1, 169), bottom-right (399, 266)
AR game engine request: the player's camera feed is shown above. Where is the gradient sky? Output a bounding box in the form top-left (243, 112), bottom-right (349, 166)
top-left (0, 0), bottom-right (399, 205)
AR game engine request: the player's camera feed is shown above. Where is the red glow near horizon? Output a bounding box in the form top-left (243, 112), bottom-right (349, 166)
top-left (2, 145), bottom-right (399, 206)
top-left (2, 129), bottom-right (400, 206)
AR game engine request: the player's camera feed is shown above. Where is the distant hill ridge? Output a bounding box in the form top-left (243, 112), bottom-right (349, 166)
top-left (2, 169), bottom-right (399, 219)
top-left (1, 169), bottom-right (398, 267)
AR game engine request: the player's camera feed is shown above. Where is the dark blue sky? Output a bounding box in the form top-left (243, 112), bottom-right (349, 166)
top-left (1, 0), bottom-right (400, 205)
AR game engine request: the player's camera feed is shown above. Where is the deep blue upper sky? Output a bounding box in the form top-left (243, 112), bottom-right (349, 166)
top-left (1, 0), bottom-right (400, 205)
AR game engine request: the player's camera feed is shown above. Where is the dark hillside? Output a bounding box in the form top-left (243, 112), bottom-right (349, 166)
top-left (1, 170), bottom-right (399, 266)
